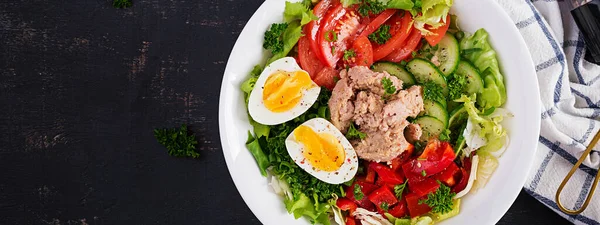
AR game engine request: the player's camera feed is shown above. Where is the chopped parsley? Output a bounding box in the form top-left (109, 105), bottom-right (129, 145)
top-left (423, 81), bottom-right (446, 105)
top-left (113, 0), bottom-right (132, 8)
top-left (439, 129), bottom-right (451, 141)
top-left (358, 0), bottom-right (387, 17)
top-left (448, 73), bottom-right (467, 100)
top-left (394, 182), bottom-right (407, 198)
top-left (354, 183), bottom-right (365, 200)
top-left (382, 77), bottom-right (397, 95)
top-left (325, 30), bottom-right (338, 42)
top-left (421, 170), bottom-right (427, 177)
top-left (380, 202), bottom-right (390, 211)
top-left (344, 49), bottom-right (357, 61)
top-left (346, 123), bottom-right (367, 140)
top-left (420, 183), bottom-right (456, 214)
top-left (263, 23), bottom-right (289, 55)
top-left (154, 124), bottom-right (200, 158)
top-left (331, 46), bottom-right (336, 55)
top-left (368, 24), bottom-right (392, 45)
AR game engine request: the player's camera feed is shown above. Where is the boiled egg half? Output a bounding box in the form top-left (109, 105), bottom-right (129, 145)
top-left (248, 57), bottom-right (321, 125)
top-left (285, 118), bottom-right (359, 184)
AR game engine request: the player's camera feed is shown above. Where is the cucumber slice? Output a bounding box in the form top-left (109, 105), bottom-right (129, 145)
top-left (448, 106), bottom-right (467, 130)
top-left (455, 60), bottom-right (484, 95)
top-left (372, 62), bottom-right (417, 86)
top-left (421, 100), bottom-right (448, 128)
top-left (406, 59), bottom-right (449, 96)
top-left (414, 116), bottom-right (445, 141)
top-left (434, 34), bottom-right (460, 76)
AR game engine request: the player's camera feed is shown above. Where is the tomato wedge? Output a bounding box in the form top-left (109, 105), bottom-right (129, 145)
top-left (298, 36), bottom-right (325, 78)
top-left (384, 28), bottom-right (423, 62)
top-left (360, 9), bottom-right (396, 37)
top-left (317, 4), bottom-right (362, 67)
top-left (372, 11), bottom-right (414, 61)
top-left (424, 14), bottom-right (451, 46)
top-left (306, 0), bottom-right (332, 63)
top-left (313, 66), bottom-right (339, 90)
top-left (337, 197), bottom-right (358, 214)
top-left (344, 35), bottom-right (374, 67)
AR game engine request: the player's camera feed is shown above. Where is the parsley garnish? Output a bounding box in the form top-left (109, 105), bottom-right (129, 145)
top-left (439, 129), bottom-right (451, 141)
top-left (325, 30), bottom-right (338, 42)
top-left (263, 23), bottom-right (289, 54)
top-left (448, 73), bottom-right (467, 100)
top-left (357, 0), bottom-right (387, 17)
top-left (113, 0), bottom-right (132, 8)
top-left (380, 202), bottom-right (390, 211)
top-left (420, 183), bottom-right (456, 214)
top-left (368, 24), bottom-right (392, 45)
top-left (344, 49), bottom-right (357, 61)
top-left (331, 46), bottom-right (336, 55)
top-left (421, 170), bottom-right (427, 177)
top-left (354, 184), bottom-right (365, 200)
top-left (154, 125), bottom-right (199, 158)
top-left (422, 81), bottom-right (446, 105)
top-left (394, 182), bottom-right (407, 198)
top-left (346, 123), bottom-right (367, 140)
top-left (382, 77), bottom-right (397, 95)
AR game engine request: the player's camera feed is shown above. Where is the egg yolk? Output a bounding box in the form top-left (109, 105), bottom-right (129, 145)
top-left (294, 125), bottom-right (345, 172)
top-left (263, 70), bottom-right (315, 112)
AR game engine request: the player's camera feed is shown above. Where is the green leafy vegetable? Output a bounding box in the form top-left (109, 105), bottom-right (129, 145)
top-left (346, 123), bottom-right (367, 140)
top-left (154, 125), bottom-right (199, 158)
top-left (284, 1), bottom-right (318, 26)
top-left (344, 49), bottom-right (357, 61)
top-left (341, 0), bottom-right (362, 7)
top-left (245, 132), bottom-right (270, 176)
top-left (386, 0), bottom-right (415, 10)
top-left (439, 129), bottom-right (451, 141)
top-left (113, 0), bottom-right (132, 8)
top-left (455, 94), bottom-right (510, 143)
top-left (382, 77), bottom-right (397, 95)
top-left (358, 0), bottom-right (387, 17)
top-left (354, 183), bottom-right (365, 200)
top-left (394, 182), bottom-right (407, 198)
top-left (381, 202), bottom-right (390, 211)
top-left (343, 0), bottom-right (414, 10)
top-left (448, 72), bottom-right (467, 100)
top-left (263, 23), bottom-right (289, 55)
top-left (369, 24), bottom-right (392, 45)
top-left (459, 29), bottom-right (506, 108)
top-left (413, 0), bottom-right (453, 35)
top-left (422, 81), bottom-right (446, 105)
top-left (421, 170), bottom-right (427, 177)
top-left (420, 182), bottom-right (455, 214)
top-left (284, 193), bottom-right (332, 225)
top-left (267, 21), bottom-right (304, 64)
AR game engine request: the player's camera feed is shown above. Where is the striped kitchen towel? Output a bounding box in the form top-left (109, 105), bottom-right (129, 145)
top-left (496, 0), bottom-right (600, 224)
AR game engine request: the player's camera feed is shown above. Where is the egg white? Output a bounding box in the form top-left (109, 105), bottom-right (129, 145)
top-left (285, 118), bottom-right (359, 184)
top-left (248, 57), bottom-right (321, 126)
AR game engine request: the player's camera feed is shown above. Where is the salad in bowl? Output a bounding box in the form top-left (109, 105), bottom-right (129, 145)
top-left (238, 0), bottom-right (513, 224)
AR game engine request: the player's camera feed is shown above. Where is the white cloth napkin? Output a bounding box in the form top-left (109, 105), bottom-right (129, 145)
top-left (495, 0), bottom-right (600, 224)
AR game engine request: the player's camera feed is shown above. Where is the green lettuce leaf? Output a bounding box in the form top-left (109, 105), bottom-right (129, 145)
top-left (341, 0), bottom-right (361, 7)
top-left (386, 0), bottom-right (414, 9)
top-left (413, 0), bottom-right (453, 35)
top-left (284, 193), bottom-right (332, 225)
top-left (459, 29), bottom-right (507, 109)
top-left (284, 2), bottom-right (318, 26)
top-left (245, 132), bottom-right (270, 176)
top-left (268, 21), bottom-right (303, 64)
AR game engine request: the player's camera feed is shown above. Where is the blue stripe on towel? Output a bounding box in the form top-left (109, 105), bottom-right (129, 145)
top-left (541, 107), bottom-right (556, 119)
top-left (575, 175), bottom-right (595, 209)
top-left (573, 33), bottom-right (587, 84)
top-left (516, 16), bottom-right (537, 29)
top-left (530, 150), bottom-right (555, 191)
top-left (539, 136), bottom-right (598, 175)
top-left (571, 88), bottom-right (599, 107)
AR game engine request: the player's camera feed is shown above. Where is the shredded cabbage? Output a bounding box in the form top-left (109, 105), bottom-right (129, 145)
top-left (413, 0), bottom-right (453, 35)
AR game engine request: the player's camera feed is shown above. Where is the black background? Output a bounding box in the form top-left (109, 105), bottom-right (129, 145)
top-left (0, 0), bottom-right (571, 224)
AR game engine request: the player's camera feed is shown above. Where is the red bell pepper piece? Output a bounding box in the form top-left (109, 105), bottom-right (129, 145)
top-left (402, 140), bottom-right (455, 179)
top-left (368, 186), bottom-right (398, 211)
top-left (337, 197), bottom-right (358, 214)
top-left (346, 180), bottom-right (378, 211)
top-left (387, 200), bottom-right (408, 218)
top-left (452, 168), bottom-right (469, 193)
top-left (346, 217), bottom-right (357, 225)
top-left (365, 164), bottom-right (377, 184)
top-left (369, 162), bottom-right (404, 185)
top-left (405, 193), bottom-right (431, 217)
top-left (434, 162), bottom-right (461, 187)
top-left (408, 178), bottom-right (440, 197)
top-left (391, 144), bottom-right (414, 172)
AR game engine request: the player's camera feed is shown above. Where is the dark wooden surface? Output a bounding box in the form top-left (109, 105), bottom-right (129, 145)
top-left (0, 0), bottom-right (571, 224)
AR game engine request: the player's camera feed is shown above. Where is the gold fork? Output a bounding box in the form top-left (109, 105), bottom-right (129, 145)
top-left (556, 129), bottom-right (600, 215)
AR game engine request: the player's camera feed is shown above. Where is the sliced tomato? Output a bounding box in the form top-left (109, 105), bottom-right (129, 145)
top-left (369, 162), bottom-right (404, 185)
top-left (368, 186), bottom-right (398, 211)
top-left (434, 162), bottom-right (461, 187)
top-left (318, 4), bottom-right (362, 67)
top-left (306, 0), bottom-right (333, 63)
top-left (298, 36), bottom-right (325, 78)
top-left (337, 197), bottom-right (358, 214)
top-left (360, 9), bottom-right (396, 37)
top-left (344, 35), bottom-right (373, 67)
top-left (452, 156), bottom-right (473, 193)
top-left (384, 28), bottom-right (423, 62)
top-left (346, 217), bottom-right (357, 225)
top-left (408, 178), bottom-right (440, 197)
top-left (313, 66), bottom-right (339, 90)
top-left (402, 140), bottom-right (456, 178)
top-left (424, 14), bottom-right (451, 46)
top-left (405, 193), bottom-right (431, 217)
top-left (372, 11), bottom-right (414, 61)
top-left (387, 200), bottom-right (408, 218)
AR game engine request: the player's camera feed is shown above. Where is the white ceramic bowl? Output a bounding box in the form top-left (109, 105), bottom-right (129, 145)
top-left (219, 0), bottom-right (541, 224)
